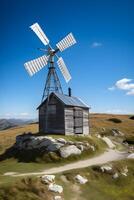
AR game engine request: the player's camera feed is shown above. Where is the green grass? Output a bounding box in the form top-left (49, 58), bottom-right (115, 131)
top-left (56, 159), bottom-right (134, 200)
top-left (0, 159), bottom-right (133, 200)
top-left (0, 113), bottom-right (133, 198)
top-left (0, 176), bottom-right (54, 200)
top-left (0, 135), bottom-right (107, 185)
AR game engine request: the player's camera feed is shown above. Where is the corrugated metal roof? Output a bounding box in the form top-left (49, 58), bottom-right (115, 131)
top-left (54, 92), bottom-right (89, 108)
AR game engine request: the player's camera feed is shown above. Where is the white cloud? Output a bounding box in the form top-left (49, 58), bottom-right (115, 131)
top-left (108, 78), bottom-right (134, 96)
top-left (0, 112), bottom-right (31, 119)
top-left (19, 112), bottom-right (29, 116)
top-left (108, 86), bottom-right (115, 91)
top-left (115, 78), bottom-right (134, 90)
top-left (105, 109), bottom-right (126, 114)
top-left (91, 42), bottom-right (102, 48)
top-left (126, 89), bottom-right (134, 95)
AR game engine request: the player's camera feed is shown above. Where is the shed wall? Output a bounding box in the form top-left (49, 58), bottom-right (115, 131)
top-left (64, 107), bottom-right (89, 135)
top-left (39, 96), bottom-right (65, 134)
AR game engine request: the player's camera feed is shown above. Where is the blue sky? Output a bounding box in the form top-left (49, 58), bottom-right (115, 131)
top-left (0, 0), bottom-right (134, 119)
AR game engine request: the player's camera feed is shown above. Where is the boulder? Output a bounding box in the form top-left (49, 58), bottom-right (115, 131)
top-left (97, 134), bottom-right (101, 139)
top-left (41, 175), bottom-right (55, 184)
top-left (90, 145), bottom-right (95, 151)
top-left (102, 137), bottom-right (115, 149)
top-left (77, 144), bottom-right (84, 151)
top-left (121, 166), bottom-right (128, 176)
top-left (59, 145), bottom-right (81, 158)
top-left (67, 141), bottom-right (74, 145)
top-left (75, 142), bottom-right (84, 145)
top-left (54, 196), bottom-right (62, 200)
top-left (127, 153), bottom-right (134, 159)
top-left (48, 183), bottom-right (63, 193)
top-left (111, 129), bottom-right (124, 136)
top-left (75, 174), bottom-right (88, 184)
top-left (46, 142), bottom-right (64, 152)
top-left (112, 173), bottom-right (119, 179)
top-left (100, 165), bottom-right (112, 173)
top-left (57, 138), bottom-right (67, 144)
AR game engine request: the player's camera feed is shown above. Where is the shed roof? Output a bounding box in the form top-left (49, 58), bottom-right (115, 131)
top-left (37, 92), bottom-right (89, 109)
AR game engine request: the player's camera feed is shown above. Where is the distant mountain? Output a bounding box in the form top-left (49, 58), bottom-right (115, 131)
top-left (0, 119), bottom-right (38, 131)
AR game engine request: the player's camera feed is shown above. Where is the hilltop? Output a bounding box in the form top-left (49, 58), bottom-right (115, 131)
top-left (0, 113), bottom-right (133, 139)
top-left (0, 118), bottom-right (37, 131)
top-left (0, 113), bottom-right (133, 200)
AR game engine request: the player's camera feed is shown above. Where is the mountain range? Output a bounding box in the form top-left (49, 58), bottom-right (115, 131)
top-left (0, 118), bottom-right (37, 131)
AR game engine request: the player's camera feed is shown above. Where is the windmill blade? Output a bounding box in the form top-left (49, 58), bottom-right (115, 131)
top-left (24, 55), bottom-right (48, 76)
top-left (30, 23), bottom-right (49, 46)
top-left (57, 57), bottom-right (71, 82)
top-left (56, 33), bottom-right (76, 52)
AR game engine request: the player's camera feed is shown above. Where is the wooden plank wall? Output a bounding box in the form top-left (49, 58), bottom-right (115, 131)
top-left (74, 108), bottom-right (83, 134)
top-left (65, 107), bottom-right (89, 135)
top-left (83, 110), bottom-right (89, 135)
top-left (64, 108), bottom-right (74, 135)
top-left (39, 96), bottom-right (65, 134)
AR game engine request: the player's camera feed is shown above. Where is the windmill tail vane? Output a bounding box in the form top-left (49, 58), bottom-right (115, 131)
top-left (24, 22), bottom-right (76, 102)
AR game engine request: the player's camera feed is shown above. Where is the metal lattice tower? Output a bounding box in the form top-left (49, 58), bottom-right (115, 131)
top-left (24, 22), bottom-right (76, 102)
top-left (41, 53), bottom-right (63, 102)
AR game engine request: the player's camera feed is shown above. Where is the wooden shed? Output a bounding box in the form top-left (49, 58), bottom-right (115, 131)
top-left (37, 92), bottom-right (90, 135)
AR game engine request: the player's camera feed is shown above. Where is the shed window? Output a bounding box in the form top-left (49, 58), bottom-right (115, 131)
top-left (48, 105), bottom-right (56, 114)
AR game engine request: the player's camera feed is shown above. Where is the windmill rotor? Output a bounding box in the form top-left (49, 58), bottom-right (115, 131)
top-left (24, 22), bottom-right (76, 101)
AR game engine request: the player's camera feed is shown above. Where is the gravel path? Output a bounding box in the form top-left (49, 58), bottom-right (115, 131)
top-left (4, 149), bottom-right (128, 177)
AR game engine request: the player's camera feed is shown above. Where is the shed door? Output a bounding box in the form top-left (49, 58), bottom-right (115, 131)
top-left (74, 109), bottom-right (83, 134)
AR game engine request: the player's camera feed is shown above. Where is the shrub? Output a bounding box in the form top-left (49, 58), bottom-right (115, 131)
top-left (108, 118), bottom-right (122, 123)
top-left (129, 115), bottom-right (134, 120)
top-left (123, 136), bottom-right (134, 144)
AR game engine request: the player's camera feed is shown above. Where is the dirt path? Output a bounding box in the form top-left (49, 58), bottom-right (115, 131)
top-left (5, 149), bottom-right (128, 177)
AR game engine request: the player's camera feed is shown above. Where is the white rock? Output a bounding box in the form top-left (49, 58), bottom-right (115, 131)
top-left (76, 142), bottom-right (84, 145)
top-left (90, 145), bottom-right (95, 151)
top-left (127, 153), bottom-right (134, 159)
top-left (41, 175), bottom-right (55, 184)
top-left (77, 145), bottom-right (84, 151)
top-left (85, 142), bottom-right (90, 147)
top-left (59, 145), bottom-right (81, 158)
top-left (54, 196), bottom-right (62, 200)
top-left (102, 137), bottom-right (115, 149)
top-left (100, 165), bottom-right (112, 172)
top-left (67, 141), bottom-right (74, 145)
top-left (57, 138), bottom-right (67, 144)
top-left (121, 172), bottom-right (128, 176)
top-left (121, 166), bottom-right (128, 176)
top-left (48, 183), bottom-right (63, 193)
top-left (43, 136), bottom-right (56, 143)
top-left (39, 138), bottom-right (56, 148)
top-left (112, 173), bottom-right (119, 179)
top-left (97, 134), bottom-right (101, 139)
top-left (75, 174), bottom-right (88, 184)
top-left (112, 129), bottom-right (124, 136)
top-left (47, 143), bottom-right (64, 152)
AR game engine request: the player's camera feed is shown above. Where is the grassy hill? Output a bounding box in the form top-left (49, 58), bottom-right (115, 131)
top-left (0, 159), bottom-right (133, 200)
top-left (0, 113), bottom-right (133, 199)
top-left (0, 113), bottom-right (133, 154)
top-left (90, 113), bottom-right (134, 136)
top-left (0, 119), bottom-right (37, 131)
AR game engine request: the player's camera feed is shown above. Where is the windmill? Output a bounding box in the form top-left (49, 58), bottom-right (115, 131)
top-left (24, 23), bottom-right (76, 102)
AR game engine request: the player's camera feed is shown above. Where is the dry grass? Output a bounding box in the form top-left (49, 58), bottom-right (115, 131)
top-left (0, 113), bottom-right (133, 154)
top-left (0, 176), bottom-right (54, 200)
top-left (0, 123), bottom-right (38, 154)
top-left (90, 113), bottom-right (134, 136)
